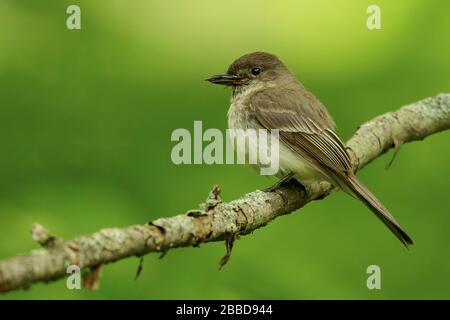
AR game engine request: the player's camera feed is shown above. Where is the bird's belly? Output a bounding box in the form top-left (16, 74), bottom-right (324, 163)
top-left (277, 142), bottom-right (326, 183)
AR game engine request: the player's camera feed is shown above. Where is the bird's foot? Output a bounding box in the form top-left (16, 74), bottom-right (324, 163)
top-left (263, 173), bottom-right (307, 204)
top-left (263, 172), bottom-right (300, 193)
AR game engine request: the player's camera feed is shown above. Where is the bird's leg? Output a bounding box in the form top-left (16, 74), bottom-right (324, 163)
top-left (263, 172), bottom-right (297, 193)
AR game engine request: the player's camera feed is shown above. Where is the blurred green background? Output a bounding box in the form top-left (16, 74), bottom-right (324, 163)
top-left (0, 0), bottom-right (449, 299)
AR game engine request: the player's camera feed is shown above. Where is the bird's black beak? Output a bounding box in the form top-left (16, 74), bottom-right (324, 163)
top-left (206, 74), bottom-right (243, 85)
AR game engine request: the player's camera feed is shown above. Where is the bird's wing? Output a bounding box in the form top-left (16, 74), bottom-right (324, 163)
top-left (251, 88), bottom-right (352, 176)
top-left (251, 87), bottom-right (413, 246)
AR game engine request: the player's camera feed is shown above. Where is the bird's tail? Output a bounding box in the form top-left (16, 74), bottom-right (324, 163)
top-left (342, 174), bottom-right (413, 247)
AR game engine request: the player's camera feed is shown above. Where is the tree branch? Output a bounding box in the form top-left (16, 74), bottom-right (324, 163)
top-left (1, 94), bottom-right (449, 293)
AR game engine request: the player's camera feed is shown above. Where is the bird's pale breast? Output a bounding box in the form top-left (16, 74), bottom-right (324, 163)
top-left (227, 88), bottom-right (327, 183)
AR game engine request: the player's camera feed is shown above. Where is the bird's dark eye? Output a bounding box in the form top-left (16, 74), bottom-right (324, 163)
top-left (251, 67), bottom-right (261, 76)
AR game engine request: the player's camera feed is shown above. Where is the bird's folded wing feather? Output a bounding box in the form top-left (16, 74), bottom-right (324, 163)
top-left (251, 88), bottom-right (353, 176)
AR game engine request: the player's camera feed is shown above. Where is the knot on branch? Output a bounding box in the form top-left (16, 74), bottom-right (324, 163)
top-left (187, 184), bottom-right (223, 217)
top-left (204, 185), bottom-right (223, 209)
top-left (31, 224), bottom-right (62, 249)
top-left (30, 223), bottom-right (78, 267)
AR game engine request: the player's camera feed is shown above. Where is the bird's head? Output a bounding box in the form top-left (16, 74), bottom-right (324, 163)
top-left (207, 52), bottom-right (289, 93)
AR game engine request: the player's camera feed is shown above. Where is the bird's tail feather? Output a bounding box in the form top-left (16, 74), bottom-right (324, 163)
top-left (343, 174), bottom-right (413, 247)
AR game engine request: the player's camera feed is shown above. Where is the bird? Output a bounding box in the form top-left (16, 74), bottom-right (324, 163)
top-left (207, 51), bottom-right (413, 247)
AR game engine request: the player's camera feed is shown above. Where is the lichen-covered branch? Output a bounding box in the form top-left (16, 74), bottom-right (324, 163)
top-left (1, 94), bottom-right (449, 293)
top-left (346, 94), bottom-right (450, 170)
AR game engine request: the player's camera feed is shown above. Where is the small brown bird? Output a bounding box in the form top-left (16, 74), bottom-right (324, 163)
top-left (207, 52), bottom-right (413, 246)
